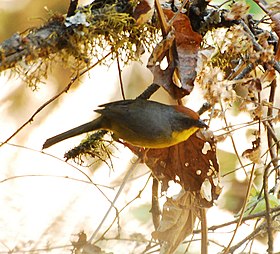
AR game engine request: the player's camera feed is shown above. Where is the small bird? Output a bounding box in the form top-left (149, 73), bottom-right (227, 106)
top-left (42, 99), bottom-right (208, 149)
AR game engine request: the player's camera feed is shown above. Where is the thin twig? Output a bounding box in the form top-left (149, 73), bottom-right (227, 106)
top-left (137, 83), bottom-right (160, 100)
top-left (266, 79), bottom-right (278, 169)
top-left (117, 56), bottom-right (126, 100)
top-left (88, 157), bottom-right (141, 244)
top-left (67, 0), bottom-right (78, 17)
top-left (233, 63), bottom-right (254, 80)
top-left (272, 60), bottom-right (280, 73)
top-left (151, 177), bottom-right (160, 230)
top-left (263, 160), bottom-right (276, 253)
top-left (218, 99), bottom-right (257, 253)
top-left (168, 0), bottom-right (189, 26)
top-left (0, 52), bottom-right (111, 149)
top-left (192, 205), bottom-right (280, 233)
top-left (253, 0), bottom-right (280, 61)
top-left (197, 102), bottom-right (211, 116)
top-left (219, 101), bottom-right (251, 179)
top-left (240, 19), bottom-right (263, 52)
top-left (3, 141), bottom-right (118, 205)
top-left (96, 173), bottom-right (151, 242)
top-left (248, 220), bottom-right (258, 253)
top-left (264, 121), bottom-right (279, 150)
top-left (154, 0), bottom-right (170, 37)
top-left (0, 174), bottom-right (111, 190)
top-left (223, 163), bottom-right (256, 254)
top-left (200, 208), bottom-right (208, 254)
top-left (228, 222), bottom-right (266, 253)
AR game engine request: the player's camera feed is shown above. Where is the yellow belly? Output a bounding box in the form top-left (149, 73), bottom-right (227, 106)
top-left (127, 126), bottom-right (199, 148)
top-left (109, 123), bottom-right (199, 149)
top-left (170, 127), bottom-right (199, 146)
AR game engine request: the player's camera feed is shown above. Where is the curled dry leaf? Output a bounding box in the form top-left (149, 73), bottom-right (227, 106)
top-left (260, 68), bottom-right (276, 85)
top-left (148, 9), bottom-right (202, 99)
top-left (132, 0), bottom-right (154, 25)
top-left (147, 28), bottom-right (175, 67)
top-left (242, 137), bottom-right (262, 164)
top-left (152, 191), bottom-right (200, 254)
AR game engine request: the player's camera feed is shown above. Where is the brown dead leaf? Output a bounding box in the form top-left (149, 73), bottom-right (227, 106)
top-left (132, 0), bottom-right (154, 25)
top-left (242, 137), bottom-right (262, 164)
top-left (147, 29), bottom-right (175, 67)
top-left (163, 10), bottom-right (202, 49)
top-left (148, 9), bottom-right (202, 99)
top-left (152, 191), bottom-right (200, 254)
top-left (128, 130), bottom-right (221, 207)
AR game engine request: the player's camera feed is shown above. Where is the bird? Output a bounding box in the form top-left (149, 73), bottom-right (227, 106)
top-left (42, 99), bottom-right (208, 149)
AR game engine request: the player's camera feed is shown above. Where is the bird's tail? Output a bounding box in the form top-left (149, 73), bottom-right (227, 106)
top-left (42, 117), bottom-right (103, 149)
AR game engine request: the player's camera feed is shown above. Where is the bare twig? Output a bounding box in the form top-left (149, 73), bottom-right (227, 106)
top-left (155, 0), bottom-right (170, 37)
top-left (219, 102), bottom-right (251, 180)
top-left (88, 157), bottom-right (141, 244)
top-left (240, 19), bottom-right (263, 52)
top-left (151, 177), bottom-right (161, 230)
top-left (263, 121), bottom-right (280, 151)
top-left (200, 208), bottom-right (208, 254)
top-left (137, 83), bottom-right (160, 100)
top-left (263, 160), bottom-right (278, 253)
top-left (168, 0), bottom-right (189, 26)
top-left (223, 162), bottom-right (256, 254)
top-left (266, 79), bottom-right (278, 170)
top-left (117, 56), bottom-right (126, 100)
top-left (192, 205), bottom-right (280, 233)
top-left (197, 102), bottom-right (211, 116)
top-left (67, 0), bottom-right (78, 17)
top-left (228, 222), bottom-right (266, 253)
top-left (0, 52), bottom-right (111, 149)
top-left (96, 173), bottom-right (151, 243)
top-left (253, 0), bottom-right (280, 60)
top-left (233, 63), bottom-right (255, 80)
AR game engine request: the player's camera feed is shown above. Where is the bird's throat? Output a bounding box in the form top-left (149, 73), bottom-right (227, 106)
top-left (171, 127), bottom-right (199, 145)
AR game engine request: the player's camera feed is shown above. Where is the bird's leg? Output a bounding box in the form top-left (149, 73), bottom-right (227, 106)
top-left (141, 148), bottom-right (150, 164)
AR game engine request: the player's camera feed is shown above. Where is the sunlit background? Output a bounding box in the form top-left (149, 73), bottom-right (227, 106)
top-left (0, 0), bottom-right (279, 253)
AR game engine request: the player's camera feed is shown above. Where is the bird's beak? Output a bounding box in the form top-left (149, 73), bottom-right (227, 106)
top-left (197, 119), bottom-right (208, 129)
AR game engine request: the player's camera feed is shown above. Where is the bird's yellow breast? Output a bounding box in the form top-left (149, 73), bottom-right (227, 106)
top-left (170, 127), bottom-right (199, 145)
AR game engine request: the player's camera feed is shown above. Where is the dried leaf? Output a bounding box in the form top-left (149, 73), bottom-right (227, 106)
top-left (132, 0), bottom-right (154, 25)
top-left (242, 137), bottom-right (262, 164)
top-left (242, 146), bottom-right (262, 164)
top-left (260, 68), bottom-right (276, 84)
top-left (128, 130), bottom-right (221, 207)
top-left (147, 29), bottom-right (175, 67)
top-left (148, 9), bottom-right (202, 99)
top-left (152, 191), bottom-right (200, 253)
top-left (164, 10), bottom-right (202, 95)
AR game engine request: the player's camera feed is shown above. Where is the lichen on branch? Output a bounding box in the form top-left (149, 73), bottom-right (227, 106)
top-left (0, 2), bottom-right (157, 89)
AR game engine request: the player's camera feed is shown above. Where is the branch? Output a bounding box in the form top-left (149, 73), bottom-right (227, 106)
top-left (0, 2), bottom-right (151, 88)
top-left (88, 157), bottom-right (141, 244)
top-left (0, 53), bottom-right (111, 148)
top-left (192, 205), bottom-right (280, 233)
top-left (263, 159), bottom-right (278, 253)
top-left (0, 16), bottom-right (67, 71)
top-left (228, 222), bottom-right (266, 253)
